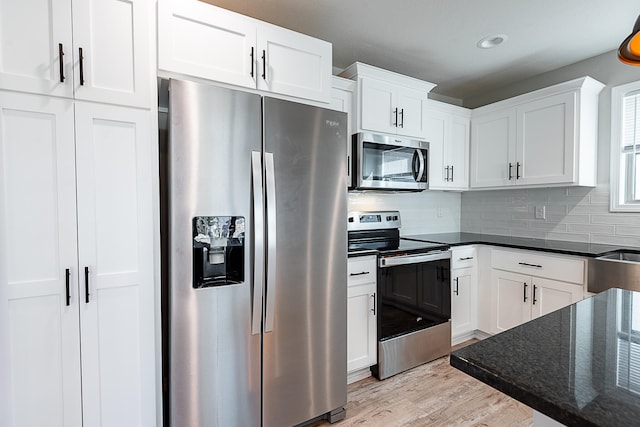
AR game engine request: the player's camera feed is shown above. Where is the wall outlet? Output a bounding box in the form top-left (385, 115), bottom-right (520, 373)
top-left (535, 205), bottom-right (546, 220)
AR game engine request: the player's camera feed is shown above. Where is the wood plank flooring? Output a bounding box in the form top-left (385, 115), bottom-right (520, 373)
top-left (313, 341), bottom-right (533, 426)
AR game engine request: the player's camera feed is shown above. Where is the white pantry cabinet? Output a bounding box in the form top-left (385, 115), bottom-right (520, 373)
top-left (0, 0), bottom-right (151, 107)
top-left (470, 77), bottom-right (604, 189)
top-left (340, 62), bottom-right (436, 139)
top-left (424, 100), bottom-right (471, 190)
top-left (158, 0), bottom-right (332, 103)
top-left (490, 248), bottom-right (584, 333)
top-left (450, 246), bottom-right (478, 343)
top-left (0, 92), bottom-right (156, 427)
top-left (347, 255), bottom-right (377, 382)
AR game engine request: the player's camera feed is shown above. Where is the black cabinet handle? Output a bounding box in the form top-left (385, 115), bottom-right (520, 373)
top-left (261, 49), bottom-right (266, 80)
top-left (349, 271), bottom-right (370, 276)
top-left (399, 108), bottom-right (404, 128)
top-left (450, 165), bottom-right (454, 181)
top-left (459, 256), bottom-right (474, 261)
top-left (508, 162), bottom-right (513, 180)
top-left (533, 285), bottom-right (537, 305)
top-left (84, 266), bottom-right (90, 303)
top-left (65, 268), bottom-right (71, 306)
top-left (454, 277), bottom-right (459, 296)
top-left (250, 47), bottom-right (254, 77)
top-left (371, 293), bottom-right (376, 315)
top-left (79, 47), bottom-right (85, 85)
top-left (393, 108), bottom-right (398, 127)
top-left (523, 283), bottom-right (528, 303)
top-left (58, 43), bottom-right (65, 82)
top-left (516, 162), bottom-right (521, 179)
top-left (518, 262), bottom-right (542, 268)
top-left (445, 166), bottom-right (450, 181)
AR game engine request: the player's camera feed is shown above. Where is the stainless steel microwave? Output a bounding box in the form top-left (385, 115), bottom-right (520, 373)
top-left (351, 132), bottom-right (429, 191)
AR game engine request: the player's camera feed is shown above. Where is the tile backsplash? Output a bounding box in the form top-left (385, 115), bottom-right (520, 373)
top-left (461, 184), bottom-right (640, 246)
top-left (348, 190), bottom-right (461, 235)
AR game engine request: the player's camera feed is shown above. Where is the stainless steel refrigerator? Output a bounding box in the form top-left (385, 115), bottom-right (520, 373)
top-left (164, 79), bottom-right (348, 427)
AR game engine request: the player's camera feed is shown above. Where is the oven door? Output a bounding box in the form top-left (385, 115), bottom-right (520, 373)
top-left (373, 250), bottom-right (451, 379)
top-left (353, 132), bottom-right (428, 191)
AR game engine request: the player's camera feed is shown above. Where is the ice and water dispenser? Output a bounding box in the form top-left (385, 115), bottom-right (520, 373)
top-left (192, 216), bottom-right (245, 288)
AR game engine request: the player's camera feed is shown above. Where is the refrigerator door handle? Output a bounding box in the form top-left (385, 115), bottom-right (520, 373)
top-left (265, 152), bottom-right (277, 333)
top-left (251, 151), bottom-right (265, 335)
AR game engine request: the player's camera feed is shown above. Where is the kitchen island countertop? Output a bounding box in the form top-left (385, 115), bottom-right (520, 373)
top-left (451, 288), bottom-right (640, 427)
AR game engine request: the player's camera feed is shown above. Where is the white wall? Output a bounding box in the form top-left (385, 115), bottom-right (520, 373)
top-left (461, 50), bottom-right (640, 246)
top-left (348, 191), bottom-right (461, 235)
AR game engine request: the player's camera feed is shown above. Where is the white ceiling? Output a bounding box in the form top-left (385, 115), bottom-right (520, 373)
top-left (203, 0), bottom-right (640, 102)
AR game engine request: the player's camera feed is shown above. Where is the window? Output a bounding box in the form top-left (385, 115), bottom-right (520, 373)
top-left (611, 81), bottom-right (640, 211)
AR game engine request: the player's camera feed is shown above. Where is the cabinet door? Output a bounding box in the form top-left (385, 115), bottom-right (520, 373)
top-left (530, 277), bottom-right (582, 320)
top-left (448, 114), bottom-right (470, 190)
top-left (470, 108), bottom-right (516, 188)
top-left (395, 85), bottom-right (425, 138)
top-left (257, 24), bottom-right (332, 102)
top-left (0, 0), bottom-right (73, 97)
top-left (360, 77), bottom-right (397, 135)
top-left (74, 103), bottom-right (156, 427)
top-left (493, 270), bottom-right (530, 333)
top-left (347, 282), bottom-right (377, 372)
top-left (424, 107), bottom-right (448, 189)
top-left (0, 93), bottom-right (82, 427)
top-left (451, 267), bottom-right (475, 338)
top-left (329, 79), bottom-right (354, 187)
top-left (71, 0), bottom-right (151, 107)
top-left (516, 92), bottom-right (576, 186)
top-left (157, 0), bottom-right (257, 90)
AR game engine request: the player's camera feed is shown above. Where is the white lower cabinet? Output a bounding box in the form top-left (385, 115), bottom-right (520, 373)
top-left (491, 248), bottom-right (584, 334)
top-left (347, 255), bottom-right (377, 381)
top-left (0, 92), bottom-right (156, 427)
top-left (450, 246), bottom-right (477, 343)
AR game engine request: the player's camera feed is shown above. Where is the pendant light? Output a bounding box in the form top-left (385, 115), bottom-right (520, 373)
top-left (618, 15), bottom-right (640, 65)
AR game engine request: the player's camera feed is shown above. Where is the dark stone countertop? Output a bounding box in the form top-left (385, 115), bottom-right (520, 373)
top-left (402, 232), bottom-right (639, 258)
top-left (451, 288), bottom-right (640, 427)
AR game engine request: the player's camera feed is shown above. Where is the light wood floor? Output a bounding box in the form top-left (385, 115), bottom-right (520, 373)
top-left (313, 341), bottom-right (533, 427)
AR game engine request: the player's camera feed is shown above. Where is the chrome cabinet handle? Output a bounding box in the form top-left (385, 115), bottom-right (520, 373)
top-left (518, 262), bottom-right (542, 268)
top-left (58, 43), bottom-right (65, 82)
top-left (399, 108), bottom-right (404, 128)
top-left (65, 268), bottom-right (71, 306)
top-left (349, 271), bottom-right (370, 276)
top-left (251, 152), bottom-right (264, 335)
top-left (445, 166), bottom-right (450, 182)
top-left (393, 108), bottom-right (398, 127)
top-left (79, 47), bottom-right (85, 85)
top-left (264, 152), bottom-right (277, 333)
top-left (371, 293), bottom-right (376, 315)
top-left (450, 165), bottom-right (454, 181)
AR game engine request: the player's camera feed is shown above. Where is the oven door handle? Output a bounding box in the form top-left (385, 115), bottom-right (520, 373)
top-left (379, 250), bottom-right (451, 268)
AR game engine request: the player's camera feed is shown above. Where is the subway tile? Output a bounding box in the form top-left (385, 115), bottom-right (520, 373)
top-left (568, 204), bottom-right (610, 214)
top-left (591, 215), bottom-right (640, 225)
top-left (549, 214), bottom-right (590, 224)
top-left (545, 232), bottom-right (590, 243)
top-left (511, 229), bottom-right (546, 239)
top-left (590, 234), bottom-right (640, 246)
top-left (589, 194), bottom-right (610, 205)
top-left (566, 223), bottom-right (615, 235)
top-left (615, 225), bottom-right (640, 237)
top-left (530, 222), bottom-right (567, 231)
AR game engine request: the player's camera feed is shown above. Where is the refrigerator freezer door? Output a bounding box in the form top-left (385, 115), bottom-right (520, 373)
top-left (167, 79), bottom-right (262, 427)
top-left (263, 97), bottom-right (348, 427)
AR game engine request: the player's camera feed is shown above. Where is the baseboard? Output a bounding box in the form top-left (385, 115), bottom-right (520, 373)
top-left (347, 367), bottom-right (372, 384)
top-left (452, 329), bottom-right (492, 346)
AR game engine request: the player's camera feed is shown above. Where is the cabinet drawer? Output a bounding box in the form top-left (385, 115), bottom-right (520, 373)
top-left (491, 248), bottom-right (584, 284)
top-left (348, 255), bottom-right (377, 286)
top-left (451, 246), bottom-right (477, 269)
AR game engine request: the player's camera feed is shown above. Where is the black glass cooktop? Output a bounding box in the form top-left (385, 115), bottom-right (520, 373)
top-left (348, 237), bottom-right (448, 254)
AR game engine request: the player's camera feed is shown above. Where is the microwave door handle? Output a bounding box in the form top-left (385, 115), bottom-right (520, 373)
top-left (413, 149), bottom-right (425, 182)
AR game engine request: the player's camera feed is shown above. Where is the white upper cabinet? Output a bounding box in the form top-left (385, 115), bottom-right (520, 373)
top-left (0, 0), bottom-right (151, 107)
top-left (470, 77), bottom-right (604, 189)
top-left (424, 100), bottom-right (471, 190)
top-left (340, 62), bottom-right (436, 139)
top-left (329, 76), bottom-right (355, 186)
top-left (158, 0), bottom-right (332, 103)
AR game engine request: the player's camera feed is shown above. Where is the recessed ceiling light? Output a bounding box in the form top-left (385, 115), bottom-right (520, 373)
top-left (477, 34), bottom-right (508, 49)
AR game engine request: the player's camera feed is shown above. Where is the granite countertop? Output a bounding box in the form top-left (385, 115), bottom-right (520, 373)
top-left (451, 288), bottom-right (640, 427)
top-left (402, 232), bottom-right (639, 258)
